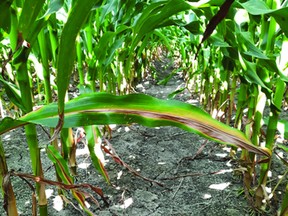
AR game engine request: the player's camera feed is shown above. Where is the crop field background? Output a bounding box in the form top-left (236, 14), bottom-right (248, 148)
top-left (0, 0), bottom-right (287, 215)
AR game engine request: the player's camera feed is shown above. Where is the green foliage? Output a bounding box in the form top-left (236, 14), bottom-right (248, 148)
top-left (0, 0), bottom-right (287, 215)
top-left (0, 93), bottom-right (271, 156)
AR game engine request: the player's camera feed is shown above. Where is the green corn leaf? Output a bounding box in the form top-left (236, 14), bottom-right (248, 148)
top-left (9, 9), bottom-right (18, 52)
top-left (131, 0), bottom-right (191, 51)
top-left (41, 0), bottom-right (64, 19)
top-left (84, 126), bottom-right (110, 183)
top-left (264, 118), bottom-right (288, 141)
top-left (278, 120), bottom-right (288, 140)
top-left (258, 59), bottom-right (288, 83)
top-left (137, 32), bottom-right (152, 57)
top-left (57, 0), bottom-right (100, 124)
top-left (47, 145), bottom-right (74, 184)
top-left (240, 0), bottom-right (288, 37)
top-left (153, 29), bottom-right (172, 50)
top-left (94, 25), bottom-right (129, 66)
top-left (18, 0), bottom-right (46, 39)
top-left (158, 68), bottom-right (183, 86)
top-left (95, 31), bottom-right (116, 63)
top-left (16, 93), bottom-right (271, 157)
top-left (236, 32), bottom-right (269, 59)
top-left (208, 34), bottom-right (230, 47)
top-left (104, 36), bottom-right (126, 66)
top-left (238, 54), bottom-right (272, 93)
top-left (133, 1), bottom-right (164, 35)
top-left (13, 18), bottom-right (47, 65)
top-left (0, 76), bottom-right (26, 112)
top-left (0, 118), bottom-right (26, 135)
top-left (168, 87), bottom-right (186, 99)
top-left (100, 0), bottom-right (118, 25)
top-left (0, 0), bottom-right (12, 33)
top-left (47, 145), bottom-right (94, 215)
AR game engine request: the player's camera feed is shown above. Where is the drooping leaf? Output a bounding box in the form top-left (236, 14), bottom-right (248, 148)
top-left (202, 0), bottom-right (234, 43)
top-left (0, 76), bottom-right (26, 112)
top-left (131, 0), bottom-right (191, 51)
top-left (40, 0), bottom-right (65, 19)
top-left (84, 126), bottom-right (110, 183)
top-left (47, 145), bottom-right (74, 184)
top-left (99, 0), bottom-right (118, 25)
top-left (238, 54), bottom-right (272, 93)
top-left (16, 93), bottom-right (271, 157)
top-left (47, 145), bottom-right (95, 215)
top-left (0, 117), bottom-right (26, 135)
top-left (240, 0), bottom-right (288, 37)
top-left (236, 32), bottom-right (269, 59)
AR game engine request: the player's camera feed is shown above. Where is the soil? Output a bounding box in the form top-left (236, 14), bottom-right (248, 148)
top-left (0, 59), bottom-right (286, 216)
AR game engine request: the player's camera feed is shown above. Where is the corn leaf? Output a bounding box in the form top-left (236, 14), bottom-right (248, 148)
top-left (41, 0), bottom-right (64, 18)
top-left (17, 93), bottom-right (271, 157)
top-left (84, 125), bottom-right (110, 183)
top-left (0, 0), bottom-right (12, 33)
top-left (47, 145), bottom-right (95, 215)
top-left (57, 0), bottom-right (100, 127)
top-left (0, 118), bottom-right (26, 136)
top-left (46, 145), bottom-right (74, 185)
top-left (236, 32), bottom-right (269, 60)
top-left (200, 0), bottom-right (234, 45)
top-left (240, 0), bottom-right (288, 37)
top-left (99, 0), bottom-right (118, 25)
top-left (239, 54), bottom-right (272, 93)
top-left (0, 76), bottom-right (26, 112)
top-left (131, 0), bottom-right (191, 50)
top-left (18, 0), bottom-right (46, 39)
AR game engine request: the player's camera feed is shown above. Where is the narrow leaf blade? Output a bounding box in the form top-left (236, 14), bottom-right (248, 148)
top-left (20, 93), bottom-right (271, 157)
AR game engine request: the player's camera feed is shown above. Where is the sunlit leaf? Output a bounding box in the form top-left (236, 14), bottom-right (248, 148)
top-left (239, 54), bottom-right (272, 93)
top-left (47, 145), bottom-right (74, 184)
top-left (237, 32), bottom-right (269, 59)
top-left (84, 126), bottom-right (110, 183)
top-left (17, 93), bottom-right (271, 157)
top-left (240, 0), bottom-right (288, 37)
top-left (41, 0), bottom-right (64, 19)
top-left (47, 145), bottom-right (95, 215)
top-left (57, 0), bottom-right (100, 127)
top-left (18, 0), bottom-right (46, 39)
top-left (131, 0), bottom-right (191, 50)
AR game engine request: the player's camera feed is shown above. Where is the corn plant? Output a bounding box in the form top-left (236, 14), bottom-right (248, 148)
top-left (0, 0), bottom-right (288, 215)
